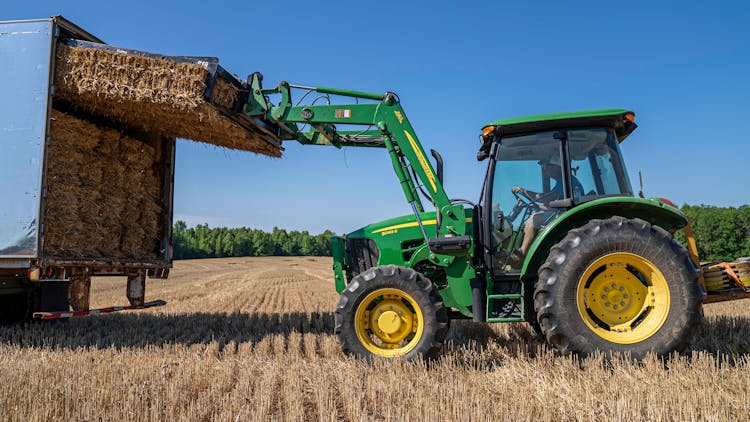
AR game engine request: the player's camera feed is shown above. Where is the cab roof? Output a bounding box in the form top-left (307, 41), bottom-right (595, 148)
top-left (484, 108), bottom-right (637, 142)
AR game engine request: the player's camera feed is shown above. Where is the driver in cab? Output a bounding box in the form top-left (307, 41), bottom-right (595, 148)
top-left (511, 155), bottom-right (583, 262)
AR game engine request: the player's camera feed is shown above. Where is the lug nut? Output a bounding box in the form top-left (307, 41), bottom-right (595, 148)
top-left (605, 302), bottom-right (610, 307)
top-left (604, 287), bottom-right (610, 292)
top-left (613, 305), bottom-right (619, 310)
top-left (601, 295), bottom-right (607, 300)
top-left (623, 294), bottom-right (629, 299)
top-left (620, 287), bottom-right (625, 291)
top-left (612, 283), bottom-right (617, 288)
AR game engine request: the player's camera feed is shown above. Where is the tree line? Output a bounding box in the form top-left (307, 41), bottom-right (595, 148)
top-left (675, 204), bottom-right (750, 263)
top-left (172, 221), bottom-right (334, 259)
top-left (173, 204), bottom-right (749, 261)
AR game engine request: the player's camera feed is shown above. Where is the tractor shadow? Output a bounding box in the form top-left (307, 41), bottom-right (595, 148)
top-left (443, 319), bottom-right (550, 366)
top-left (442, 315), bottom-right (750, 368)
top-left (1, 311), bottom-right (748, 365)
top-left (0, 311), bottom-right (336, 351)
top-left (689, 315), bottom-right (750, 358)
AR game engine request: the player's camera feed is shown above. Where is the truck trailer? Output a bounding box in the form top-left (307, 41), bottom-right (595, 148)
top-left (0, 17), bottom-right (281, 320)
top-left (0, 17), bottom-right (175, 319)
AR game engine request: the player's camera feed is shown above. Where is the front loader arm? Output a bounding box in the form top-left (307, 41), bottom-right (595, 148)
top-left (242, 73), bottom-right (468, 242)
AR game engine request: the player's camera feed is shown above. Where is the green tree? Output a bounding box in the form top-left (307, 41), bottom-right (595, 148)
top-left (171, 222), bottom-right (335, 259)
top-left (676, 204), bottom-right (750, 262)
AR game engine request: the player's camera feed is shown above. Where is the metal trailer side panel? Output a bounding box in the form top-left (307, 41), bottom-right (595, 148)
top-left (0, 20), bottom-right (54, 260)
top-left (161, 136), bottom-right (176, 264)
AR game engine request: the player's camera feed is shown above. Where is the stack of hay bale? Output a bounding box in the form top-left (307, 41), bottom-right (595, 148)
top-left (44, 41), bottom-right (281, 261)
top-left (46, 110), bottom-right (162, 260)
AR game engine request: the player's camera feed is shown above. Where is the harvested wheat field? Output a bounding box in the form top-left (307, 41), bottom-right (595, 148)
top-left (1, 257), bottom-right (749, 421)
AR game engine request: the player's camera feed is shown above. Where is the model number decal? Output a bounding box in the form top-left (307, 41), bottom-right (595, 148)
top-left (394, 110), bottom-right (404, 124)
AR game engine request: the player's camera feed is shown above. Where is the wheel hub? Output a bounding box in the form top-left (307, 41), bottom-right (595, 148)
top-left (577, 253), bottom-right (670, 344)
top-left (377, 310), bottom-right (402, 335)
top-left (586, 277), bottom-right (644, 324)
top-left (354, 288), bottom-right (424, 356)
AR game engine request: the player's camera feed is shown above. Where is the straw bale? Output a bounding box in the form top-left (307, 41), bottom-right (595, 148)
top-left (209, 77), bottom-right (239, 110)
top-left (121, 135), bottom-right (156, 165)
top-left (48, 110), bottom-right (102, 151)
top-left (121, 226), bottom-right (147, 259)
top-left (45, 110), bottom-right (164, 261)
top-left (54, 44), bottom-right (280, 157)
top-left (95, 138), bottom-right (119, 158)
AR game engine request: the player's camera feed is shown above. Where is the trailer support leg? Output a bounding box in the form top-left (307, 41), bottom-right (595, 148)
top-left (68, 270), bottom-right (91, 311)
top-left (126, 270), bottom-right (146, 307)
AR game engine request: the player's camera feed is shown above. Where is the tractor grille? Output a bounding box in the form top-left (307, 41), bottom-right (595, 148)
top-left (346, 238), bottom-right (379, 277)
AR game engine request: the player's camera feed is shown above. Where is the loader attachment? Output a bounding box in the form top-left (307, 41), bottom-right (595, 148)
top-left (54, 39), bottom-right (283, 156)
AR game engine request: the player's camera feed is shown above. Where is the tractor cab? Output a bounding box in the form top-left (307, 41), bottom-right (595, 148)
top-left (478, 109), bottom-right (637, 274)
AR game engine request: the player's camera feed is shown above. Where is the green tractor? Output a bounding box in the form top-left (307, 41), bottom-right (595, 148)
top-left (245, 75), bottom-right (704, 359)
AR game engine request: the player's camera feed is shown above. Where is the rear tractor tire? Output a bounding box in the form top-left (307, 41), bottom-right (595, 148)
top-left (534, 217), bottom-right (704, 359)
top-left (335, 265), bottom-right (449, 360)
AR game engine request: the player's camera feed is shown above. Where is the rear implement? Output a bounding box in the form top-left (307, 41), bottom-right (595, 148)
top-left (701, 259), bottom-right (750, 303)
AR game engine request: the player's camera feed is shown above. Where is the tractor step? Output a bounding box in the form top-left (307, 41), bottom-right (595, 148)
top-left (487, 294), bottom-right (524, 300)
top-left (33, 300), bottom-right (166, 320)
top-left (486, 293), bottom-right (524, 323)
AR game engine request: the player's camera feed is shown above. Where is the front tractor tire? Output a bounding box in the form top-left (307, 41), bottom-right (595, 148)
top-left (534, 217), bottom-right (704, 359)
top-left (335, 265), bottom-right (449, 360)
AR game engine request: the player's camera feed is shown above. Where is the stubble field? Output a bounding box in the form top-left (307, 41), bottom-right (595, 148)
top-left (1, 257), bottom-right (749, 421)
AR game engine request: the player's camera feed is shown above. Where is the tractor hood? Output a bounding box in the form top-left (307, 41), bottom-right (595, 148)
top-left (347, 212), bottom-right (441, 239)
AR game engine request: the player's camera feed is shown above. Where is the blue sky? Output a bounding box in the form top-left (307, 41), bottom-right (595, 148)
top-left (4, 1), bottom-right (749, 234)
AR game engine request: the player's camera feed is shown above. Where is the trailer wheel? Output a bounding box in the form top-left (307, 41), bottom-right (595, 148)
top-left (0, 290), bottom-right (32, 323)
top-left (335, 265), bottom-right (448, 360)
top-left (534, 217), bottom-right (704, 358)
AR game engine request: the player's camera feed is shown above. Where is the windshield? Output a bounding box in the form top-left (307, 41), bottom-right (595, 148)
top-left (567, 128), bottom-right (632, 201)
top-left (487, 127), bottom-right (632, 272)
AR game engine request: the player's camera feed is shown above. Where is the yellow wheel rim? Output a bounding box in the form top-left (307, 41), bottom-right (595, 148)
top-left (576, 253), bottom-right (670, 344)
top-left (354, 288), bottom-right (424, 357)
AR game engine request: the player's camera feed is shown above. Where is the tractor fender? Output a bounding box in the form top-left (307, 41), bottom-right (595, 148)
top-left (520, 197), bottom-right (688, 278)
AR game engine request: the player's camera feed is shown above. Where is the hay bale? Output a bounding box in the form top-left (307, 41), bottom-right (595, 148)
top-left (209, 77), bottom-right (239, 110)
top-left (54, 44), bottom-right (281, 157)
top-left (46, 110), bottom-right (164, 261)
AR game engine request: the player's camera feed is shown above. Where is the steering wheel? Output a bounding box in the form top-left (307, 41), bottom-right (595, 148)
top-left (506, 189), bottom-right (540, 223)
top-left (512, 188), bottom-right (540, 206)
